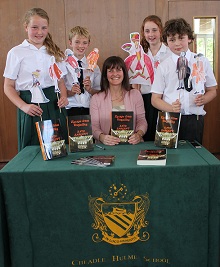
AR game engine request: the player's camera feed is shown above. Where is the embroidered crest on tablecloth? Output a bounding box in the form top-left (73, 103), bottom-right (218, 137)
top-left (88, 183), bottom-right (150, 245)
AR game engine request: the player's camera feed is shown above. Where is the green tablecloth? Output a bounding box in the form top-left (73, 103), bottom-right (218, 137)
top-left (0, 142), bottom-right (220, 267)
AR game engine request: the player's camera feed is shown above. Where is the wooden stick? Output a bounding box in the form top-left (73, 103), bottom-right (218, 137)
top-left (38, 103), bottom-right (42, 121)
top-left (57, 92), bottom-right (62, 113)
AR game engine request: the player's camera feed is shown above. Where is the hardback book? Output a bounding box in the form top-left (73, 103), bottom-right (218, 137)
top-left (67, 115), bottom-right (93, 152)
top-left (71, 155), bottom-right (115, 167)
top-left (154, 111), bottom-right (181, 149)
top-left (111, 111), bottom-right (134, 143)
top-left (35, 119), bottom-right (67, 160)
top-left (137, 149), bottom-right (166, 166)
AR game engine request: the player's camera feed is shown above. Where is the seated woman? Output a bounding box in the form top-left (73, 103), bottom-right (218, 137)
top-left (90, 56), bottom-right (147, 145)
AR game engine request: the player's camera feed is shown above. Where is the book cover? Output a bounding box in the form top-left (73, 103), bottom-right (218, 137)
top-left (90, 155), bottom-right (115, 166)
top-left (35, 119), bottom-right (67, 160)
top-left (137, 149), bottom-right (166, 166)
top-left (154, 111), bottom-right (181, 148)
top-left (71, 155), bottom-right (115, 167)
top-left (67, 115), bottom-right (93, 152)
top-left (111, 111), bottom-right (134, 143)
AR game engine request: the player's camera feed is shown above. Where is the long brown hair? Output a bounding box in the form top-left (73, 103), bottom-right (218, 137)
top-left (23, 7), bottom-right (64, 62)
top-left (140, 15), bottom-right (163, 53)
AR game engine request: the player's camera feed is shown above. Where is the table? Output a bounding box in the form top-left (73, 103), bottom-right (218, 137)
top-left (0, 142), bottom-right (220, 267)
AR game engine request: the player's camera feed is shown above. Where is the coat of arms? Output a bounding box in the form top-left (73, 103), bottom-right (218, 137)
top-left (88, 184), bottom-right (150, 245)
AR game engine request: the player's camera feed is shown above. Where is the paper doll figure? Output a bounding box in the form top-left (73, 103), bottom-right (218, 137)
top-left (121, 32), bottom-right (154, 85)
top-left (65, 49), bottom-right (80, 84)
top-left (153, 56), bottom-right (160, 70)
top-left (87, 48), bottom-right (99, 71)
top-left (176, 51), bottom-right (191, 91)
top-left (191, 53), bottom-right (205, 95)
top-left (49, 56), bottom-right (63, 93)
top-left (30, 70), bottom-right (49, 121)
top-left (30, 70), bottom-right (49, 104)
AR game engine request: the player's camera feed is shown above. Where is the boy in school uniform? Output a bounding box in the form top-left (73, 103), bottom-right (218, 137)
top-left (64, 26), bottom-right (101, 116)
top-left (151, 18), bottom-right (217, 144)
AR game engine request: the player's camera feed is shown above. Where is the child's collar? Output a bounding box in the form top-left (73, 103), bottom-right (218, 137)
top-left (22, 39), bottom-right (46, 51)
top-left (171, 49), bottom-right (192, 64)
top-left (72, 53), bottom-right (86, 63)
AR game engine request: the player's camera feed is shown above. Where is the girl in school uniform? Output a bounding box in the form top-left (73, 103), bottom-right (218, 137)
top-left (133, 15), bottom-right (171, 141)
top-left (3, 7), bottom-right (68, 151)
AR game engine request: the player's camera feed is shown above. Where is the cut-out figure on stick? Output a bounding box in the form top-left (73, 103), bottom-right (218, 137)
top-left (87, 48), bottom-right (99, 72)
top-left (30, 70), bottom-right (49, 121)
top-left (176, 51), bottom-right (191, 91)
top-left (65, 49), bottom-right (80, 84)
top-left (191, 53), bottom-right (205, 95)
top-left (121, 32), bottom-right (154, 86)
top-left (49, 56), bottom-right (63, 92)
top-left (49, 56), bottom-right (63, 112)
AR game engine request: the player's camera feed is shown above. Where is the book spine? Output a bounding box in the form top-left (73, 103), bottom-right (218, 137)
top-left (35, 122), bottom-right (47, 161)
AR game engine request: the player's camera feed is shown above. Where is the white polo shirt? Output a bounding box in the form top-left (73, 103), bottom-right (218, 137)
top-left (3, 39), bottom-right (67, 91)
top-left (151, 50), bottom-right (217, 115)
top-left (140, 43), bottom-right (171, 94)
top-left (64, 54), bottom-right (101, 109)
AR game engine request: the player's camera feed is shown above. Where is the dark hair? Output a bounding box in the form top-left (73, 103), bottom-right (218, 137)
top-left (140, 15), bottom-right (163, 53)
top-left (162, 18), bottom-right (195, 45)
top-left (100, 56), bottom-right (130, 94)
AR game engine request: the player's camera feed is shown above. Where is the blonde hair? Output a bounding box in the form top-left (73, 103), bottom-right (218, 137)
top-left (23, 7), bottom-right (64, 62)
top-left (68, 26), bottom-right (91, 42)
